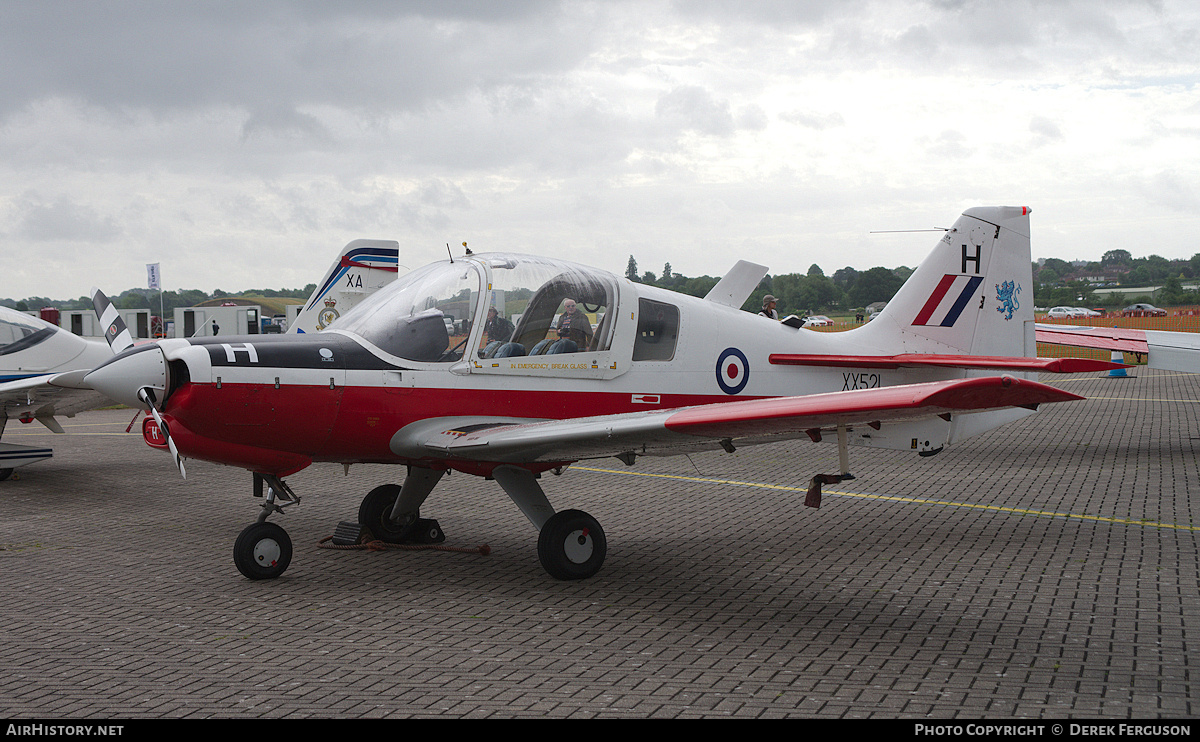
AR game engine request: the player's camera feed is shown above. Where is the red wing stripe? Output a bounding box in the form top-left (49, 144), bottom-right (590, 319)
top-left (913, 274), bottom-right (958, 326)
top-left (769, 353), bottom-right (1125, 373)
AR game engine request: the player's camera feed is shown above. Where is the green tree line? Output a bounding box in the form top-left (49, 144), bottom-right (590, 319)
top-left (625, 255), bottom-right (914, 317)
top-left (1, 285), bottom-right (315, 314)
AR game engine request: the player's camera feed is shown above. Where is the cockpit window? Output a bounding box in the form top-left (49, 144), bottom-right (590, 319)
top-left (477, 255), bottom-right (617, 359)
top-left (334, 261), bottom-right (480, 363)
top-left (0, 311), bottom-right (55, 356)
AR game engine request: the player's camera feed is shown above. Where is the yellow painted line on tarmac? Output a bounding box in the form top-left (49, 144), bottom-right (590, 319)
top-left (5, 433), bottom-right (136, 437)
top-left (1083, 396), bottom-right (1200, 404)
top-left (575, 466), bottom-right (1200, 532)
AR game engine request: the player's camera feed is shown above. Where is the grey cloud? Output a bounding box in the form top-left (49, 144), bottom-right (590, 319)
top-left (242, 107), bottom-right (334, 144)
top-left (1029, 115), bottom-right (1063, 141)
top-left (655, 85), bottom-right (735, 137)
top-left (0, 1), bottom-right (581, 118)
top-left (1140, 169), bottom-right (1199, 212)
top-left (9, 193), bottom-right (123, 243)
top-left (780, 110), bottom-right (846, 130)
top-left (669, 0), bottom-right (858, 25)
top-left (923, 129), bottom-right (972, 159)
top-left (736, 104), bottom-right (769, 131)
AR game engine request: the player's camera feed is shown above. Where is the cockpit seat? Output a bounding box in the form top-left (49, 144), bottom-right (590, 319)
top-left (494, 342), bottom-right (526, 357)
top-left (394, 314), bottom-right (449, 362)
top-left (547, 339), bottom-right (577, 354)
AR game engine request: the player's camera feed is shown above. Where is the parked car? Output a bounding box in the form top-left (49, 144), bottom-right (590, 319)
top-left (1122, 303), bottom-right (1167, 317)
top-left (803, 315), bottom-right (834, 326)
top-left (1046, 306), bottom-right (1076, 318)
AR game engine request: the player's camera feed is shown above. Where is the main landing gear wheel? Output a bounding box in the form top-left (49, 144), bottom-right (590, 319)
top-left (357, 484), bottom-right (445, 544)
top-left (0, 468), bottom-right (12, 482)
top-left (537, 509), bottom-right (606, 580)
top-left (358, 484), bottom-right (407, 542)
top-left (234, 522), bottom-right (293, 580)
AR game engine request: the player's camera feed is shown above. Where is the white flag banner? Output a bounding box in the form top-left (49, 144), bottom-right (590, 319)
top-left (147, 263), bottom-right (161, 291)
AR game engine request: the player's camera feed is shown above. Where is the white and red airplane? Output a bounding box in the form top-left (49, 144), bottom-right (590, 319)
top-left (0, 239), bottom-right (399, 480)
top-left (77, 206), bottom-right (1120, 580)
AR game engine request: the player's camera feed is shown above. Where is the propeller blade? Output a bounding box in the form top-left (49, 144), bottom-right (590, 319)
top-left (137, 388), bottom-right (186, 479)
top-left (91, 287), bottom-right (135, 355)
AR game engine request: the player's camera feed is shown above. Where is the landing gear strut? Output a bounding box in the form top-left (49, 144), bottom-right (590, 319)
top-left (233, 473), bottom-right (300, 580)
top-left (493, 465), bottom-right (607, 580)
top-left (356, 468), bottom-right (446, 545)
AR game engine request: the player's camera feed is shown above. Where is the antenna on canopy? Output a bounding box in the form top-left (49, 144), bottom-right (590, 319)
top-left (446, 243), bottom-right (454, 263)
top-left (869, 228), bottom-right (949, 233)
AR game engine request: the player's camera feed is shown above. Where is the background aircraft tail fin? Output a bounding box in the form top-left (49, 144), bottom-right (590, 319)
top-left (864, 206), bottom-right (1034, 359)
top-left (91, 287), bottom-right (134, 354)
top-left (290, 239), bottom-right (400, 334)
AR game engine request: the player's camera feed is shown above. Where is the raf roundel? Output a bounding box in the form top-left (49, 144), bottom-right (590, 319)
top-left (715, 347), bottom-right (750, 395)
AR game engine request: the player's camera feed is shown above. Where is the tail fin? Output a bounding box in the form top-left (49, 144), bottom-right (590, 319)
top-left (866, 206), bottom-right (1034, 358)
top-left (290, 239), bottom-right (400, 334)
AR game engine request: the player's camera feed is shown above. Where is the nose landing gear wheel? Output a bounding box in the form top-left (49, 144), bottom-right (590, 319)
top-left (234, 522), bottom-right (293, 580)
top-left (537, 509), bottom-right (606, 580)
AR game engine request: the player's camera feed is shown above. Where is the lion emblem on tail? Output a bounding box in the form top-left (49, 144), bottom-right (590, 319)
top-left (995, 280), bottom-right (1020, 321)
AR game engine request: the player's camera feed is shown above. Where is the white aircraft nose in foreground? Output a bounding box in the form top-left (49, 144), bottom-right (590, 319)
top-left (84, 206), bottom-right (1120, 581)
top-left (0, 238), bottom-right (399, 480)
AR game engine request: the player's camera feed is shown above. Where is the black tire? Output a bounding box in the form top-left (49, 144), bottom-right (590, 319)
top-left (0, 468), bottom-right (12, 482)
top-left (233, 522), bottom-right (293, 580)
top-left (357, 484), bottom-right (409, 543)
top-left (537, 509), bottom-right (606, 580)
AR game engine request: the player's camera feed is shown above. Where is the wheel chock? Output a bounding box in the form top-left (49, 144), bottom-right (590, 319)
top-left (331, 521), bottom-right (368, 546)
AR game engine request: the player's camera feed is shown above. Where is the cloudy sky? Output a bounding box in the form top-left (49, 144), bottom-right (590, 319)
top-left (2, 0), bottom-right (1198, 301)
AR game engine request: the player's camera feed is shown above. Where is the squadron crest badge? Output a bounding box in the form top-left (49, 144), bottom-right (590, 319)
top-left (317, 297), bottom-right (340, 330)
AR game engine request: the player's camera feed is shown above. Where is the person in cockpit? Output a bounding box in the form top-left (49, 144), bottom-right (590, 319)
top-left (552, 299), bottom-right (593, 350)
top-left (483, 306), bottom-right (514, 344)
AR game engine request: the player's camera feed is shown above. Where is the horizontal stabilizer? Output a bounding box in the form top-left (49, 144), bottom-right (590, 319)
top-left (1035, 324), bottom-right (1149, 354)
top-left (1035, 323), bottom-right (1200, 373)
top-left (769, 353), bottom-right (1125, 373)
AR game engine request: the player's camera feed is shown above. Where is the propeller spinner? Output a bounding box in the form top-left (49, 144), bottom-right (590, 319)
top-left (84, 344), bottom-right (184, 478)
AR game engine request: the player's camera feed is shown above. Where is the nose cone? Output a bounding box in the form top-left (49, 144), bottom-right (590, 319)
top-left (85, 344), bottom-right (169, 409)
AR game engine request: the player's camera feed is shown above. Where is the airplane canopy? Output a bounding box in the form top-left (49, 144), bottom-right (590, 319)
top-left (0, 308), bottom-right (57, 357)
top-left (331, 253), bottom-right (620, 363)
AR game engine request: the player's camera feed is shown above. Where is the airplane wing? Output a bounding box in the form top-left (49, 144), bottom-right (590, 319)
top-left (1034, 323), bottom-right (1200, 373)
top-left (398, 376), bottom-right (1082, 465)
top-left (0, 371), bottom-right (110, 432)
